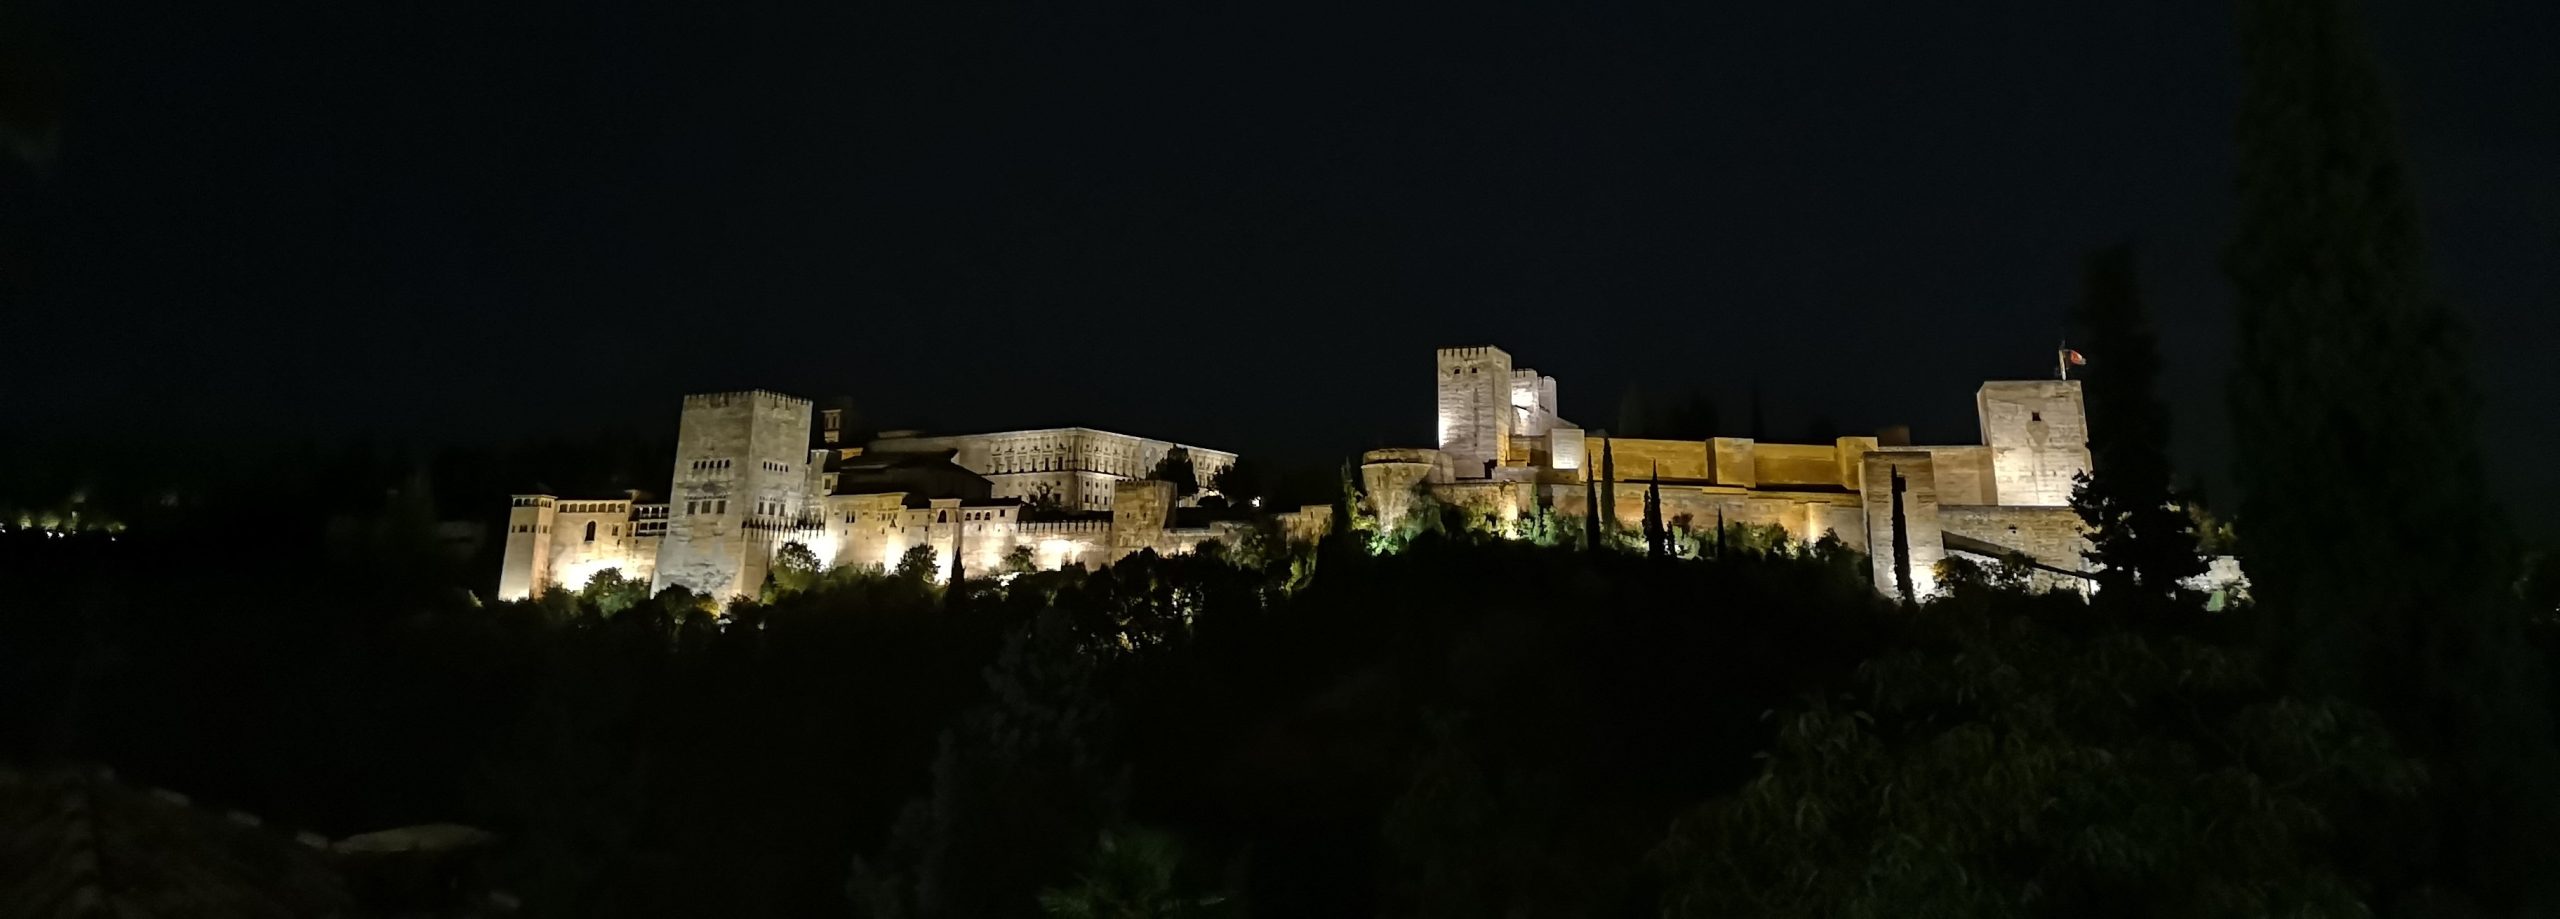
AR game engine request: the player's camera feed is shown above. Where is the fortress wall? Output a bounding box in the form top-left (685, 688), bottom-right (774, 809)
top-left (1275, 505), bottom-right (1334, 543)
top-left (1806, 503), bottom-right (1867, 546)
top-left (544, 502), bottom-right (650, 592)
top-left (1362, 451), bottom-right (1440, 532)
top-left (1910, 446), bottom-right (1996, 506)
top-left (1752, 443), bottom-right (1844, 488)
top-left (1589, 437), bottom-right (1710, 483)
top-left (1938, 504), bottom-right (2092, 592)
top-left (1434, 481), bottom-right (1528, 529)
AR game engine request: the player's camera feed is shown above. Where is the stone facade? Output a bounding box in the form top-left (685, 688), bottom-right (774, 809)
top-left (868, 427), bottom-right (1236, 513)
top-left (495, 394), bottom-right (1304, 603)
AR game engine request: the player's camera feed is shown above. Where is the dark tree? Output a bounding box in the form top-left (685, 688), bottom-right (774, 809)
top-left (1641, 464), bottom-right (1665, 559)
top-left (2229, 0), bottom-right (2558, 906)
top-left (1208, 456), bottom-right (1263, 509)
top-left (2231, 0), bottom-right (2512, 718)
top-left (1615, 385), bottom-right (1650, 438)
top-left (1889, 468), bottom-right (1914, 607)
top-left (1671, 392), bottom-right (1720, 440)
top-left (1149, 447), bottom-right (1199, 497)
top-left (2068, 244), bottom-right (2205, 607)
top-left (1582, 470), bottom-right (1602, 552)
top-left (1599, 438), bottom-right (1617, 545)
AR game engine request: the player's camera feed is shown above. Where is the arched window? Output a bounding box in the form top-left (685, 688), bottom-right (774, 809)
top-left (584, 521), bottom-right (597, 542)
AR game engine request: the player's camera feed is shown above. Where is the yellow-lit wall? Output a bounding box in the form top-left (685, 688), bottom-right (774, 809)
top-left (1584, 437), bottom-right (1710, 482)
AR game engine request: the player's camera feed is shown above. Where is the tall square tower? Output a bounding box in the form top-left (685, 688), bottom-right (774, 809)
top-left (653, 390), bottom-right (817, 600)
top-left (1975, 380), bottom-right (2091, 507)
top-left (1436, 346), bottom-right (1512, 479)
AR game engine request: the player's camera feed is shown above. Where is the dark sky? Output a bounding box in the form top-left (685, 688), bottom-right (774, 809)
top-left (5, 1), bottom-right (2555, 530)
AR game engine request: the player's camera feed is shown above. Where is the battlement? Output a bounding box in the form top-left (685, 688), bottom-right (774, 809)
top-left (510, 495), bottom-right (556, 508)
top-left (1017, 519), bottom-right (1112, 535)
top-left (1364, 447), bottom-right (1443, 466)
top-left (1436, 346), bottom-right (1510, 362)
top-left (680, 389), bottom-right (812, 409)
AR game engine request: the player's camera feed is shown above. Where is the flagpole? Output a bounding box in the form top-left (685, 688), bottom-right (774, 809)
top-left (2057, 340), bottom-right (2069, 381)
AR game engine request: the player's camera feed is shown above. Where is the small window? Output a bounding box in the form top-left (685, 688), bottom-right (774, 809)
top-left (716, 500), bottom-right (727, 514)
top-left (584, 521), bottom-right (597, 542)
top-left (2030, 411), bottom-right (2042, 422)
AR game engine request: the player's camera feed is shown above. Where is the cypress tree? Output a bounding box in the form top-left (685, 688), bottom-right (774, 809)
top-left (1600, 437), bottom-right (1617, 544)
top-left (1583, 469), bottom-right (1602, 552)
top-left (1889, 467), bottom-right (1915, 607)
top-left (2069, 243), bottom-right (2205, 607)
top-left (2230, 0), bottom-right (2555, 905)
top-left (1642, 462), bottom-right (1665, 559)
top-left (2231, 0), bottom-right (2508, 714)
top-left (1616, 385), bottom-right (1649, 438)
top-left (947, 528), bottom-right (964, 602)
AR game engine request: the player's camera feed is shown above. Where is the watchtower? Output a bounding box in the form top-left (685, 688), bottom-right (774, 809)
top-left (1975, 380), bottom-right (2091, 507)
top-left (1436, 346), bottom-right (1512, 479)
top-left (653, 390), bottom-right (817, 600)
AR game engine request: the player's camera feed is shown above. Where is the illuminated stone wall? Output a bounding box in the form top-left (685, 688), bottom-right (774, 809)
top-left (1589, 437), bottom-right (1711, 483)
top-left (1508, 369), bottom-right (1561, 438)
top-left (1361, 449), bottom-right (1442, 532)
top-left (1938, 504), bottom-right (2093, 593)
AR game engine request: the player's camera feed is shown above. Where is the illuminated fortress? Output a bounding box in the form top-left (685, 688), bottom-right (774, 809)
top-left (1372, 345), bottom-right (2100, 597)
top-left (496, 391), bottom-right (1316, 602)
top-left (498, 344), bottom-right (2209, 603)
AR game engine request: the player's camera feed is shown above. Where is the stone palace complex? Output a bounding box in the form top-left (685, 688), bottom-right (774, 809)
top-left (499, 344), bottom-right (2164, 602)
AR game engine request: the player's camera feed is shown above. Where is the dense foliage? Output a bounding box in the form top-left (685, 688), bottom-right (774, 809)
top-left (10, 504), bottom-right (2544, 916)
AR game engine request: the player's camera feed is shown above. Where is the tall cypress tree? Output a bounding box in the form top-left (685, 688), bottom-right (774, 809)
top-left (2070, 244), bottom-right (2205, 607)
top-left (2230, 0), bottom-right (2507, 711)
top-left (1889, 467), bottom-right (1915, 607)
top-left (1642, 462), bottom-right (1665, 559)
top-left (1600, 438), bottom-right (1617, 544)
top-left (2230, 0), bottom-right (2554, 905)
top-left (1616, 385), bottom-right (1649, 438)
top-left (1583, 469), bottom-right (1602, 552)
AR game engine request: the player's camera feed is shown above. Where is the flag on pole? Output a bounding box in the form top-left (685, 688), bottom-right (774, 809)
top-left (2063, 349), bottom-right (2086, 366)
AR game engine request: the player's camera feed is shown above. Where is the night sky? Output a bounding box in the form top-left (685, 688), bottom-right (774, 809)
top-left (5, 2), bottom-right (2555, 529)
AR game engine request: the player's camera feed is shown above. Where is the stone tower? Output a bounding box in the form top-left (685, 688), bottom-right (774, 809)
top-left (1436, 346), bottom-right (1512, 479)
top-left (653, 390), bottom-right (818, 600)
top-left (1975, 380), bottom-right (2092, 507)
top-left (495, 495), bottom-right (557, 600)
